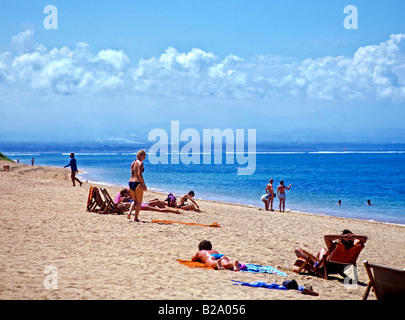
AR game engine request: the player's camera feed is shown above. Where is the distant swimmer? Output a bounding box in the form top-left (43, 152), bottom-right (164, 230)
top-left (367, 199), bottom-right (373, 206)
top-left (337, 200), bottom-right (342, 206)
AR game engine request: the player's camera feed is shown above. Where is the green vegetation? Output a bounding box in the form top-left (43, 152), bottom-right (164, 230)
top-left (0, 152), bottom-right (14, 162)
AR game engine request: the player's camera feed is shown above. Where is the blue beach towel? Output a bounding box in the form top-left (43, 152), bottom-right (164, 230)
top-left (232, 280), bottom-right (287, 290)
top-left (240, 263), bottom-right (288, 276)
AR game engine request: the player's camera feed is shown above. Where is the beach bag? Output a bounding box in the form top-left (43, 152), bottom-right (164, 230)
top-left (165, 193), bottom-right (177, 207)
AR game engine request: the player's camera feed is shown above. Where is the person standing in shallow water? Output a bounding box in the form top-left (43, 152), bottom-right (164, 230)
top-left (127, 150), bottom-right (147, 222)
top-left (64, 153), bottom-right (82, 187)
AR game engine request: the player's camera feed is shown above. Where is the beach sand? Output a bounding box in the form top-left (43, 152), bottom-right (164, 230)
top-left (1, 160), bottom-right (404, 300)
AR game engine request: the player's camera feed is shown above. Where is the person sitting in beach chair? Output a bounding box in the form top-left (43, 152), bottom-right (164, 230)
top-left (294, 229), bottom-right (367, 280)
top-left (87, 186), bottom-right (106, 213)
top-left (191, 240), bottom-right (240, 271)
top-left (177, 191), bottom-right (201, 212)
top-left (114, 188), bottom-right (133, 210)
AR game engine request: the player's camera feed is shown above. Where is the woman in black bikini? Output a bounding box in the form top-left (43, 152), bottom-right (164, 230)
top-left (127, 150), bottom-right (147, 222)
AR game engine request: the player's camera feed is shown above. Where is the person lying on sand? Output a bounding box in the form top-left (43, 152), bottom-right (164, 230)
top-left (177, 191), bottom-right (201, 212)
top-left (126, 201), bottom-right (182, 218)
top-left (140, 202), bottom-right (181, 214)
top-left (116, 189), bottom-right (181, 217)
top-left (191, 240), bottom-right (240, 271)
top-left (147, 198), bottom-right (168, 208)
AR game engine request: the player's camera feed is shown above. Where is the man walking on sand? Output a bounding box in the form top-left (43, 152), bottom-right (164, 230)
top-left (64, 153), bottom-right (82, 187)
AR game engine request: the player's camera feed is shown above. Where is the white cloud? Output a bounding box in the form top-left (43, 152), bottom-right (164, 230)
top-left (93, 49), bottom-right (130, 71)
top-left (1, 30), bottom-right (405, 102)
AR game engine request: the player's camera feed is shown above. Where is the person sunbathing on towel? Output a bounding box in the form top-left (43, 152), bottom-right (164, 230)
top-left (191, 240), bottom-right (240, 271)
top-left (139, 202), bottom-right (181, 214)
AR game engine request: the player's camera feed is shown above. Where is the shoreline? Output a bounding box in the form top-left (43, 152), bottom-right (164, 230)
top-left (80, 174), bottom-right (405, 228)
top-left (4, 156), bottom-right (405, 226)
top-left (4, 151), bottom-right (405, 226)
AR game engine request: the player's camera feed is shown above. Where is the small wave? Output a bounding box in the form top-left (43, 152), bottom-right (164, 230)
top-left (5, 153), bottom-right (41, 156)
top-left (61, 153), bottom-right (120, 156)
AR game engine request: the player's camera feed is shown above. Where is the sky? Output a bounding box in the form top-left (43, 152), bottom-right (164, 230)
top-left (0, 0), bottom-right (405, 144)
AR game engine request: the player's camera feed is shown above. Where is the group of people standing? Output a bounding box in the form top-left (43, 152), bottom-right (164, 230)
top-left (261, 179), bottom-right (292, 212)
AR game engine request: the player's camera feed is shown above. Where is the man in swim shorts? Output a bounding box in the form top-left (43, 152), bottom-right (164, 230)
top-left (264, 179), bottom-right (275, 211)
top-left (191, 240), bottom-right (240, 271)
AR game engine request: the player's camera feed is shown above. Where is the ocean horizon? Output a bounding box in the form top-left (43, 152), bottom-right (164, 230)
top-left (3, 142), bottom-right (405, 226)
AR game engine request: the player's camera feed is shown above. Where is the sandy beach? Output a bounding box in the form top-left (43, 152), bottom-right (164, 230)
top-left (1, 160), bottom-right (404, 300)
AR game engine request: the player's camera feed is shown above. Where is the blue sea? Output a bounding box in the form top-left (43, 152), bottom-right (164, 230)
top-left (4, 144), bottom-right (405, 225)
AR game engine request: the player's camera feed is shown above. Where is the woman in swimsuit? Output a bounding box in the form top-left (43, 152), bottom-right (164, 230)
top-left (277, 180), bottom-right (292, 212)
top-left (191, 240), bottom-right (240, 271)
top-left (139, 202), bottom-right (181, 214)
top-left (127, 150), bottom-right (147, 222)
top-left (177, 191), bottom-right (201, 212)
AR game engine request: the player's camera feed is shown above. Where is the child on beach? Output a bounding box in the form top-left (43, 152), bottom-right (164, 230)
top-left (191, 240), bottom-right (240, 271)
top-left (277, 180), bottom-right (292, 212)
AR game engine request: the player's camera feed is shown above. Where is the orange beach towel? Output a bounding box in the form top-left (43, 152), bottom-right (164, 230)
top-left (177, 259), bottom-right (214, 270)
top-left (151, 220), bottom-right (221, 228)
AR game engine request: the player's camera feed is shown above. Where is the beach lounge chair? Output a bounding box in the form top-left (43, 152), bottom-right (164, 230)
top-left (87, 186), bottom-right (106, 213)
top-left (363, 260), bottom-right (405, 300)
top-left (293, 241), bottom-right (365, 280)
top-left (100, 188), bottom-right (125, 215)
